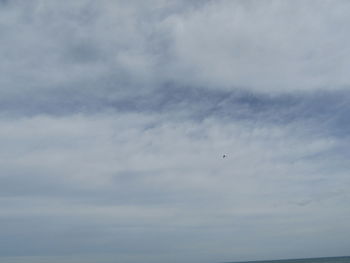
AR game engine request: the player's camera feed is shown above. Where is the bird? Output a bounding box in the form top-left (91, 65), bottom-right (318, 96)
top-left (222, 154), bottom-right (227, 158)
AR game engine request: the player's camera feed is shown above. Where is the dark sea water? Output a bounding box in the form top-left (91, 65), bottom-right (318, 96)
top-left (231, 257), bottom-right (350, 263)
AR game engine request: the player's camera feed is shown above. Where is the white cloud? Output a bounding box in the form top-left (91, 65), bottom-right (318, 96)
top-left (166, 0), bottom-right (350, 93)
top-left (2, 0), bottom-right (350, 111)
top-left (1, 1), bottom-right (350, 261)
top-left (1, 112), bottom-right (349, 261)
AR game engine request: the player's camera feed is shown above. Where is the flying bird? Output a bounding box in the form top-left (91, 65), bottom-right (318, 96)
top-left (222, 154), bottom-right (227, 158)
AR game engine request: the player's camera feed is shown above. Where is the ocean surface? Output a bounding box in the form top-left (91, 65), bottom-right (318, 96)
top-left (231, 257), bottom-right (350, 263)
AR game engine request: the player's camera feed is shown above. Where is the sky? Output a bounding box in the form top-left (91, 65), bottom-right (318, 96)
top-left (1, 0), bottom-right (350, 262)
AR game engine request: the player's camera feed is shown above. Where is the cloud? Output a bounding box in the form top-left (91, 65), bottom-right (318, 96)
top-left (164, 0), bottom-right (350, 93)
top-left (1, 1), bottom-right (350, 262)
top-left (1, 112), bottom-right (350, 262)
top-left (2, 0), bottom-right (350, 114)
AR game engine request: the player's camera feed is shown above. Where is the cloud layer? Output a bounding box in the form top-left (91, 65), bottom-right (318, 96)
top-left (168, 0), bottom-right (350, 92)
top-left (1, 113), bottom-right (349, 263)
top-left (1, 1), bottom-right (350, 262)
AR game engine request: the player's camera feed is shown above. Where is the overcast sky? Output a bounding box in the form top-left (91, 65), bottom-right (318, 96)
top-left (1, 1), bottom-right (350, 263)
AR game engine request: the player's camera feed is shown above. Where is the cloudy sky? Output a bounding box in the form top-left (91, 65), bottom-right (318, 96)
top-left (1, 0), bottom-right (350, 262)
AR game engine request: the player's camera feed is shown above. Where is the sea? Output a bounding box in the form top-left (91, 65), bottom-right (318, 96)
top-left (231, 257), bottom-right (350, 263)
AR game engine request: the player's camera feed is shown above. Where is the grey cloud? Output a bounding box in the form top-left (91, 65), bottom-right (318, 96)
top-left (165, 0), bottom-right (350, 92)
top-left (1, 1), bottom-right (350, 262)
top-left (1, 113), bottom-right (350, 261)
top-left (3, 85), bottom-right (350, 144)
top-left (2, 0), bottom-right (350, 102)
